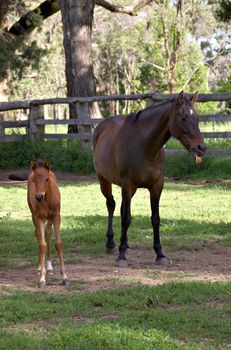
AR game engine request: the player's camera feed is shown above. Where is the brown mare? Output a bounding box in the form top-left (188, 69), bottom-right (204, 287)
top-left (93, 91), bottom-right (206, 267)
top-left (27, 160), bottom-right (68, 287)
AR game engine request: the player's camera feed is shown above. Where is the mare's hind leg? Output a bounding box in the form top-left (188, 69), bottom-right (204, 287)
top-left (99, 176), bottom-right (116, 250)
top-left (149, 177), bottom-right (170, 266)
top-left (45, 220), bottom-right (53, 274)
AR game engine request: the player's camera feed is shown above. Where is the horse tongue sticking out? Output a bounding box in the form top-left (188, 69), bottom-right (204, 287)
top-left (93, 91), bottom-right (206, 267)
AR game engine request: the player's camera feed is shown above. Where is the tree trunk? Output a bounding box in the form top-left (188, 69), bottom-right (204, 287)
top-left (60, 0), bottom-right (101, 138)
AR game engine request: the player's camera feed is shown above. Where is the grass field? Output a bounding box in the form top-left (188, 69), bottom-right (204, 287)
top-left (0, 178), bottom-right (231, 349)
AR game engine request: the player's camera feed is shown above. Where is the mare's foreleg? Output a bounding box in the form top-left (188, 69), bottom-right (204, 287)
top-left (45, 220), bottom-right (53, 274)
top-left (117, 185), bottom-right (136, 267)
top-left (99, 177), bottom-right (116, 250)
top-left (149, 179), bottom-right (170, 266)
top-left (53, 214), bottom-right (68, 285)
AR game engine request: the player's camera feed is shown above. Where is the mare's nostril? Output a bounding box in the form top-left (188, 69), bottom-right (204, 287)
top-left (197, 144), bottom-right (206, 156)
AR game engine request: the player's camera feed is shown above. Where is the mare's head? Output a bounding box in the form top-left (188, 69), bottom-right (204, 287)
top-left (31, 159), bottom-right (51, 202)
top-left (169, 91), bottom-right (206, 163)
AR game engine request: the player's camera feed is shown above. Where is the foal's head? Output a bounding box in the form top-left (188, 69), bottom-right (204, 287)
top-left (169, 91), bottom-right (206, 162)
top-left (31, 160), bottom-right (51, 202)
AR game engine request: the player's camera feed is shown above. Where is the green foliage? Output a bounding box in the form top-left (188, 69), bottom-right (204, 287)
top-left (0, 139), bottom-right (94, 174)
top-left (1, 137), bottom-right (231, 180)
top-left (165, 156), bottom-right (231, 180)
top-left (212, 0), bottom-right (231, 22)
top-left (0, 38), bottom-right (44, 80)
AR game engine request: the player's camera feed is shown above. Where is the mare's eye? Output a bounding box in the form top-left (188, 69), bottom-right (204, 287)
top-left (182, 117), bottom-right (186, 122)
top-left (46, 178), bottom-right (49, 182)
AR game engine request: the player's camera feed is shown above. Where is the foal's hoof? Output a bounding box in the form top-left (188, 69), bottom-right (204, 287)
top-left (62, 279), bottom-right (70, 286)
top-left (155, 257), bottom-right (171, 266)
top-left (116, 259), bottom-right (128, 268)
top-left (38, 281), bottom-right (46, 289)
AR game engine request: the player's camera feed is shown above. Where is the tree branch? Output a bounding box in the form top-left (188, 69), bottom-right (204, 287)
top-left (5, 0), bottom-right (155, 37)
top-left (95, 0), bottom-right (154, 16)
top-left (8, 0), bottom-right (60, 35)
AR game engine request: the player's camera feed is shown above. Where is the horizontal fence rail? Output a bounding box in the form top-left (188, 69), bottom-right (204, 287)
top-left (0, 92), bottom-right (231, 157)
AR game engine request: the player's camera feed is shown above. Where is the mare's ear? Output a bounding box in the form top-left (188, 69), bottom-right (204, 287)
top-left (190, 91), bottom-right (198, 104)
top-left (44, 160), bottom-right (51, 170)
top-left (176, 90), bottom-right (184, 107)
top-left (30, 160), bottom-right (37, 171)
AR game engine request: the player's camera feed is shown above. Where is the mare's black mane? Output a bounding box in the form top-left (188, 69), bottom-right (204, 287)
top-left (127, 98), bottom-right (174, 123)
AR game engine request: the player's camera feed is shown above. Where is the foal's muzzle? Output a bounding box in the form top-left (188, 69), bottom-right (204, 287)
top-left (35, 194), bottom-right (45, 202)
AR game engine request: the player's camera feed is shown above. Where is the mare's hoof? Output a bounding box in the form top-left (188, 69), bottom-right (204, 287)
top-left (106, 242), bottom-right (116, 250)
top-left (62, 279), bottom-right (70, 286)
top-left (106, 246), bottom-right (116, 254)
top-left (38, 281), bottom-right (46, 289)
top-left (155, 257), bottom-right (171, 266)
top-left (126, 248), bottom-right (132, 255)
top-left (116, 259), bottom-right (128, 268)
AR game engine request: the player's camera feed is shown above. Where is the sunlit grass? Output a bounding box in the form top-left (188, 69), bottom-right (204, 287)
top-left (0, 181), bottom-right (231, 266)
top-left (1, 281), bottom-right (231, 349)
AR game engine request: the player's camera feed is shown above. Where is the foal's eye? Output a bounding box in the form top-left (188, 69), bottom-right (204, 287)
top-left (46, 178), bottom-right (49, 182)
top-left (182, 117), bottom-right (186, 122)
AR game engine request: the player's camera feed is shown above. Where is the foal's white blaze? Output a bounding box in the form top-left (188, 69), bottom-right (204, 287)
top-left (190, 109), bottom-right (194, 115)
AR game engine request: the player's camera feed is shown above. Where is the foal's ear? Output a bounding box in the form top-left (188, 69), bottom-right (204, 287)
top-left (30, 160), bottom-right (37, 170)
top-left (176, 90), bottom-right (184, 107)
top-left (190, 91), bottom-right (198, 104)
top-left (44, 160), bottom-right (51, 170)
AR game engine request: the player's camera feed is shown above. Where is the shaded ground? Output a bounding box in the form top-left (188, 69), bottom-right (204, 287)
top-left (1, 242), bottom-right (231, 295)
top-left (1, 168), bottom-right (231, 294)
top-left (0, 168), bottom-right (97, 184)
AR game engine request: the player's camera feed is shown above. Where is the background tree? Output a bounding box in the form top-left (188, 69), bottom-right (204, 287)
top-left (0, 0), bottom-right (230, 119)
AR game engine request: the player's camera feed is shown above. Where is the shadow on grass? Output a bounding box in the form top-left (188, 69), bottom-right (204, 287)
top-left (0, 214), bottom-right (230, 268)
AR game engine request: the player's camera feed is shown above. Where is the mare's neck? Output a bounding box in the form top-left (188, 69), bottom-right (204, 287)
top-left (140, 103), bottom-right (172, 155)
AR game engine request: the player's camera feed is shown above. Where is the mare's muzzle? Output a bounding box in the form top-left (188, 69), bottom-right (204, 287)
top-left (192, 144), bottom-right (206, 158)
top-left (35, 194), bottom-right (45, 202)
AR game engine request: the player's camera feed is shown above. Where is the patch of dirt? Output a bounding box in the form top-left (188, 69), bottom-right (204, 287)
top-left (1, 243), bottom-right (231, 295)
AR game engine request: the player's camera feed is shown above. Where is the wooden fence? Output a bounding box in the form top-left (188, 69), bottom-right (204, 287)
top-left (0, 91), bottom-right (231, 157)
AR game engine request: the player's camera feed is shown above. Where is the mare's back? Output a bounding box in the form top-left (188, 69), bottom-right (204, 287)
top-left (93, 116), bottom-right (124, 149)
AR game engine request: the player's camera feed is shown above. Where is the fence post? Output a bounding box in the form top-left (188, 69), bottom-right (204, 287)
top-left (28, 104), bottom-right (45, 139)
top-left (75, 102), bottom-right (92, 149)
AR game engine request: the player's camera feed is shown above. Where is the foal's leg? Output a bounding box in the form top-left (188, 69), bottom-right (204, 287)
top-left (99, 176), bottom-right (116, 250)
top-left (149, 178), bottom-right (170, 265)
top-left (32, 215), bottom-right (41, 273)
top-left (53, 213), bottom-right (68, 285)
top-left (36, 219), bottom-right (47, 288)
top-left (45, 220), bottom-right (53, 274)
top-left (116, 185), bottom-right (136, 267)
